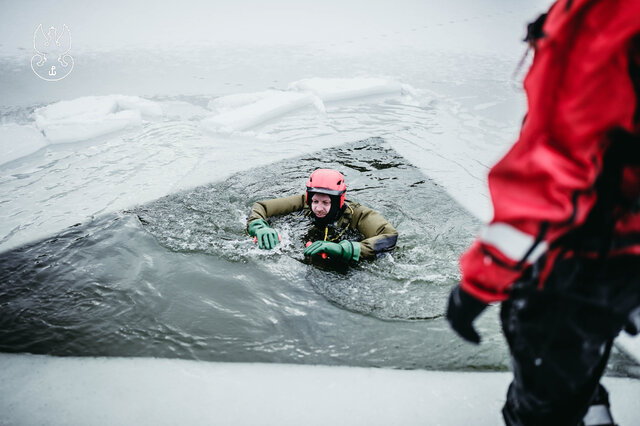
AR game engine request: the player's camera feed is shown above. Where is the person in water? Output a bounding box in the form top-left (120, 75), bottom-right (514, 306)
top-left (246, 168), bottom-right (398, 262)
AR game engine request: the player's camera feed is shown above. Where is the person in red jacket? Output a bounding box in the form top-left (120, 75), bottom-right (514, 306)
top-left (446, 1), bottom-right (640, 425)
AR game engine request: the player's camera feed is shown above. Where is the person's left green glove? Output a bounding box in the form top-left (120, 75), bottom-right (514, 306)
top-left (248, 219), bottom-right (280, 250)
top-left (303, 240), bottom-right (360, 262)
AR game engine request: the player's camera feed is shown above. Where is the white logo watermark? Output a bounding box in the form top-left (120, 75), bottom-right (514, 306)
top-left (31, 24), bottom-right (74, 81)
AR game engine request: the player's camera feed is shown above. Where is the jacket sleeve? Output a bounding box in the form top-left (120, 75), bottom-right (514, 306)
top-left (352, 205), bottom-right (398, 259)
top-left (460, 1), bottom-right (640, 303)
top-left (247, 194), bottom-right (306, 230)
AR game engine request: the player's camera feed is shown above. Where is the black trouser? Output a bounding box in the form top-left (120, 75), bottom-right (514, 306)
top-left (500, 256), bottom-right (640, 426)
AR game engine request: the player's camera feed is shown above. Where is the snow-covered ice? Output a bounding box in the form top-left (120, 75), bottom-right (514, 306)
top-left (0, 353), bottom-right (638, 426)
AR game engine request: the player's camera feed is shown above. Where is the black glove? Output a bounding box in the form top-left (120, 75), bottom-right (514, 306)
top-left (446, 284), bottom-right (488, 344)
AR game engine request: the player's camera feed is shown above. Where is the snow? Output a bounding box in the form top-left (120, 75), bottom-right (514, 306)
top-left (0, 353), bottom-right (638, 426)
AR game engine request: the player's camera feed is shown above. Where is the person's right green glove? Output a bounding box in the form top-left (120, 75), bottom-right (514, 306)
top-left (303, 240), bottom-right (360, 262)
top-left (247, 219), bottom-right (280, 250)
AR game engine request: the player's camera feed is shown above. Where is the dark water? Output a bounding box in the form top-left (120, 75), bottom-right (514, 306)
top-left (1, 138), bottom-right (637, 375)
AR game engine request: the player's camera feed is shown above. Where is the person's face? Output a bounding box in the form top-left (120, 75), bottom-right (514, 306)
top-left (311, 193), bottom-right (332, 218)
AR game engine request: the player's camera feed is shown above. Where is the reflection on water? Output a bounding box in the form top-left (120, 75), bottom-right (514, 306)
top-left (0, 138), bottom-right (637, 376)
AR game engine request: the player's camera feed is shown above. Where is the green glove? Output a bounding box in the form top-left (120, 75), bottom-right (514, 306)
top-left (303, 240), bottom-right (360, 262)
top-left (248, 219), bottom-right (280, 250)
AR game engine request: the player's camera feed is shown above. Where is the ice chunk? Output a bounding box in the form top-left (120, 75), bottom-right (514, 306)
top-left (289, 77), bottom-right (412, 102)
top-left (115, 95), bottom-right (163, 118)
top-left (159, 101), bottom-right (210, 120)
top-left (39, 110), bottom-right (141, 144)
top-left (200, 78), bottom-right (417, 134)
top-left (207, 90), bottom-right (280, 114)
top-left (33, 95), bottom-right (162, 144)
top-left (201, 90), bottom-right (323, 133)
top-left (0, 124), bottom-right (49, 166)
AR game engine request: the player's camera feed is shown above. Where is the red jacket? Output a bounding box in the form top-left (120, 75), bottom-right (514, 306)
top-left (460, 0), bottom-right (640, 303)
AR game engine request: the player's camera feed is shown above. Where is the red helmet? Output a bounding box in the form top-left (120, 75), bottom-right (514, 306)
top-left (305, 169), bottom-right (346, 208)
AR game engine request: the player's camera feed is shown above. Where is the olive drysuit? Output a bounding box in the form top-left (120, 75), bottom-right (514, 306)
top-left (247, 194), bottom-right (398, 259)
